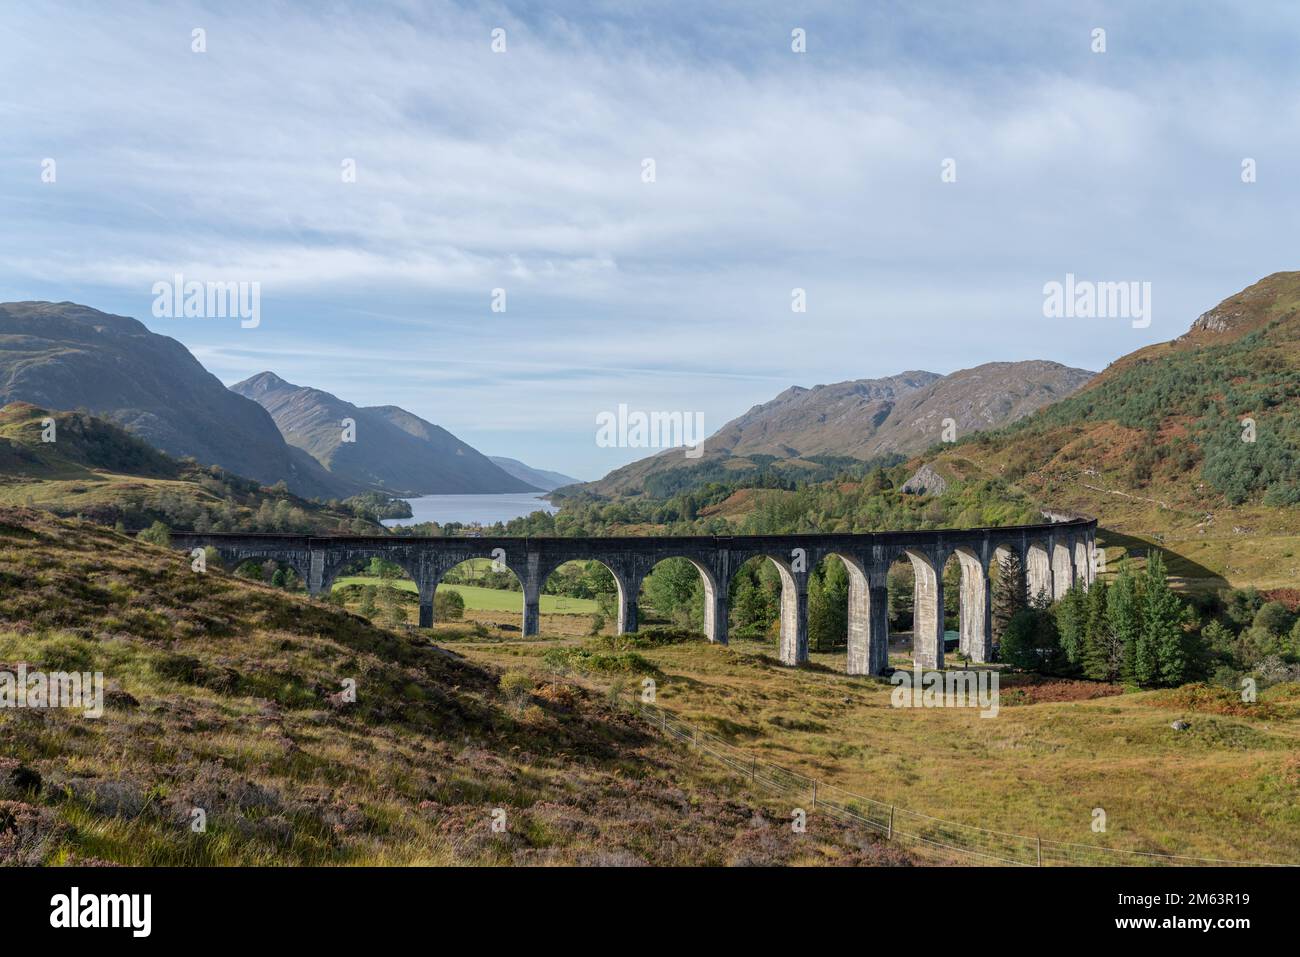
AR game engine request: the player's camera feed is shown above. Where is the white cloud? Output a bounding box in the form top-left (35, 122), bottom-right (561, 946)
top-left (2, 1), bottom-right (1298, 477)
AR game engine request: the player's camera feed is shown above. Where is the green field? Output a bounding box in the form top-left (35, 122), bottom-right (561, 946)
top-left (332, 576), bottom-right (599, 615)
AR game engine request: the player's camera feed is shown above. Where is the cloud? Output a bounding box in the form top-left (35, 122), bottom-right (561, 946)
top-left (1, 1), bottom-right (1298, 477)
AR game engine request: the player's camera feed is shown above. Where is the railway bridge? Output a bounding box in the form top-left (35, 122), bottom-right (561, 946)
top-left (172, 514), bottom-right (1096, 674)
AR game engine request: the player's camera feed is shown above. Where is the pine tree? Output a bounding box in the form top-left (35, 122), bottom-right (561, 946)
top-left (991, 551), bottom-right (1025, 643)
top-left (1081, 580), bottom-right (1117, 680)
top-left (1054, 583), bottom-right (1088, 670)
top-left (1142, 551), bottom-right (1188, 687)
top-left (1107, 562), bottom-right (1144, 684)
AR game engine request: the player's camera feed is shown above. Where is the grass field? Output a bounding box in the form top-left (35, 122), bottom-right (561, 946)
top-left (449, 629), bottom-right (1300, 864)
top-left (331, 576), bottom-right (599, 615)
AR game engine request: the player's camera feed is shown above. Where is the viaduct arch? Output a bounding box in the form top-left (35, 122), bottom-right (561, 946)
top-left (173, 514), bottom-right (1096, 675)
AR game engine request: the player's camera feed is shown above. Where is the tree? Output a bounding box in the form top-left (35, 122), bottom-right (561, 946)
top-left (434, 589), bottom-right (465, 621)
top-left (137, 521), bottom-right (171, 547)
top-left (887, 562), bottom-right (915, 631)
top-left (1081, 580), bottom-right (1120, 680)
top-left (730, 562), bottom-right (778, 637)
top-left (358, 586), bottom-right (377, 619)
top-left (643, 558), bottom-right (703, 628)
top-left (998, 595), bottom-right (1063, 673)
top-left (1107, 561), bottom-right (1144, 683)
top-left (1054, 583), bottom-right (1088, 670)
top-left (991, 551), bottom-right (1025, 643)
top-left (1223, 587), bottom-right (1263, 629)
top-left (1141, 551), bottom-right (1189, 687)
top-left (808, 559), bottom-right (849, 651)
top-left (380, 582), bottom-right (407, 628)
top-left (1253, 601), bottom-right (1294, 638)
top-left (270, 567), bottom-right (287, 588)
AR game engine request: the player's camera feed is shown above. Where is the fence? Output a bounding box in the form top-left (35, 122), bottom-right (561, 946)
top-left (634, 700), bottom-right (1285, 867)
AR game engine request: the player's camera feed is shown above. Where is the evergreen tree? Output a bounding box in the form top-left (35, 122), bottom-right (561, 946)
top-left (1081, 580), bottom-right (1118, 680)
top-left (1142, 551), bottom-right (1188, 687)
top-left (1054, 583), bottom-right (1088, 670)
top-left (991, 551), bottom-right (1025, 643)
top-left (999, 594), bottom-right (1063, 673)
top-left (1107, 562), bottom-right (1144, 683)
top-left (808, 559), bottom-right (849, 651)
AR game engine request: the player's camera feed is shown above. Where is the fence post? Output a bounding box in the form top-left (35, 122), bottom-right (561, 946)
top-left (887, 805), bottom-right (894, 841)
top-left (1037, 836), bottom-right (1042, 867)
top-left (751, 757), bottom-right (756, 782)
top-left (811, 780), bottom-right (817, 810)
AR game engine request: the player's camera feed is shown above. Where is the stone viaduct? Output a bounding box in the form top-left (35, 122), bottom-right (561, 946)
top-left (172, 514), bottom-right (1096, 674)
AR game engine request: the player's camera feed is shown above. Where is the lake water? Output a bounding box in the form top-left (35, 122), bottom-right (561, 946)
top-left (382, 492), bottom-right (559, 528)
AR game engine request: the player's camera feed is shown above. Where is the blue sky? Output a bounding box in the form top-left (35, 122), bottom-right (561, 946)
top-left (3, 1), bottom-right (1299, 480)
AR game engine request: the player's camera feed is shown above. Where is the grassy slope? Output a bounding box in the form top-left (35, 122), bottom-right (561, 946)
top-left (0, 402), bottom-right (371, 534)
top-left (455, 630), bottom-right (1300, 864)
top-left (0, 508), bottom-right (904, 866)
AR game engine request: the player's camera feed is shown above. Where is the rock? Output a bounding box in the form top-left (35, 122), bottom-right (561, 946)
top-left (900, 464), bottom-right (948, 496)
top-left (1170, 720), bottom-right (1190, 731)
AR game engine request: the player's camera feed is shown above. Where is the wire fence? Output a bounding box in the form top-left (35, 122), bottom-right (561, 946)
top-left (633, 700), bottom-right (1287, 867)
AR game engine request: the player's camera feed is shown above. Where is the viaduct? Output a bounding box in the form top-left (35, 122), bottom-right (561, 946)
top-left (172, 514), bottom-right (1096, 674)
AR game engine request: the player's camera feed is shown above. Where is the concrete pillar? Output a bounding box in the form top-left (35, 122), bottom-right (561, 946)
top-left (308, 548), bottom-right (326, 596)
top-left (1051, 541), bottom-right (1073, 600)
top-left (1026, 544), bottom-right (1052, 604)
top-left (869, 577), bottom-right (891, 675)
top-left (845, 559), bottom-right (872, 675)
top-left (911, 553), bottom-right (944, 670)
top-left (702, 572), bottom-right (729, 644)
top-left (961, 561), bottom-right (993, 663)
top-left (617, 579), bottom-right (638, 635)
top-left (522, 581), bottom-right (540, 636)
top-left (417, 577), bottom-right (435, 628)
top-left (778, 581), bottom-right (809, 666)
top-left (520, 556), bottom-right (540, 639)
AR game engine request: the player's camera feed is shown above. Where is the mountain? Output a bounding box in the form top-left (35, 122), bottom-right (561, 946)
top-left (0, 401), bottom-right (376, 533)
top-left (920, 272), bottom-right (1300, 588)
top-left (0, 302), bottom-right (353, 499)
top-left (488, 456), bottom-right (579, 491)
top-left (579, 361), bottom-right (1093, 497)
top-left (231, 372), bottom-right (539, 495)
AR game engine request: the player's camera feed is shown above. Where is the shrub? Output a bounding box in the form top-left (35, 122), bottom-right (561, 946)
top-left (136, 521), bottom-right (170, 547)
top-left (542, 646), bottom-right (659, 676)
top-left (498, 671), bottom-right (534, 711)
top-left (434, 590), bottom-right (465, 622)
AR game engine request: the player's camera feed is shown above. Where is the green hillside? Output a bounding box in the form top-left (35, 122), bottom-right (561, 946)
top-left (0, 402), bottom-right (381, 535)
top-left (926, 272), bottom-right (1300, 588)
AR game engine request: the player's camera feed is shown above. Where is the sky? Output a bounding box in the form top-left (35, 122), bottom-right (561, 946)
top-left (2, 1), bottom-right (1299, 480)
